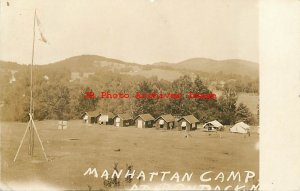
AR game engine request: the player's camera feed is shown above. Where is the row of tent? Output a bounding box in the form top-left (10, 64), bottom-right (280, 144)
top-left (81, 111), bottom-right (251, 133)
top-left (203, 120), bottom-right (251, 134)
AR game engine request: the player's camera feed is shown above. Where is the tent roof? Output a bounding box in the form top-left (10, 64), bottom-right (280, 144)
top-left (179, 115), bottom-right (199, 124)
top-left (230, 124), bottom-right (249, 134)
top-left (230, 122), bottom-right (250, 134)
top-left (203, 120), bottom-right (223, 128)
top-left (233, 122), bottom-right (250, 129)
top-left (115, 113), bottom-right (132, 120)
top-left (155, 114), bottom-right (175, 123)
top-left (135, 114), bottom-right (155, 121)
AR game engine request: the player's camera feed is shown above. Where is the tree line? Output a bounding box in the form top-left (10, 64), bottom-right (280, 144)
top-left (0, 66), bottom-right (258, 125)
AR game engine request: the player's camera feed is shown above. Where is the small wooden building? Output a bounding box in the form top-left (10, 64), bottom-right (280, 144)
top-left (178, 115), bottom-right (200, 131)
top-left (81, 112), bottom-right (89, 123)
top-left (155, 114), bottom-right (176, 130)
top-left (134, 114), bottom-right (155, 128)
top-left (98, 112), bottom-right (116, 125)
top-left (89, 110), bottom-right (101, 124)
top-left (113, 113), bottom-right (133, 127)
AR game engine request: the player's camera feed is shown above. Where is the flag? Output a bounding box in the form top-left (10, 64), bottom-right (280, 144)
top-left (36, 14), bottom-right (48, 43)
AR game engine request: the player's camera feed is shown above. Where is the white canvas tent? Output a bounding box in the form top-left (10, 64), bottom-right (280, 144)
top-left (203, 120), bottom-right (223, 130)
top-left (230, 122), bottom-right (250, 134)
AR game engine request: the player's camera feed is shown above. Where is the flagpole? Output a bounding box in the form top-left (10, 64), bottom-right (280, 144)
top-left (14, 9), bottom-right (48, 162)
top-left (30, 9), bottom-right (36, 116)
top-left (28, 9), bottom-right (36, 155)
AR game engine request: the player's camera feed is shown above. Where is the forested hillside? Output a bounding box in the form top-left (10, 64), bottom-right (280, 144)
top-left (0, 55), bottom-right (259, 124)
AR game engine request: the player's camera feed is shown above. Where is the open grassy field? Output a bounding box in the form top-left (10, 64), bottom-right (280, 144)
top-left (0, 120), bottom-right (259, 190)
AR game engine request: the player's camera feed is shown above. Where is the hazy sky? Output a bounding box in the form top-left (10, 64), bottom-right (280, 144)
top-left (0, 0), bottom-right (258, 65)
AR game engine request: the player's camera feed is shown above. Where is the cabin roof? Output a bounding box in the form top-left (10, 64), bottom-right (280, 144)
top-left (88, 110), bottom-right (101, 117)
top-left (155, 114), bottom-right (175, 123)
top-left (115, 113), bottom-right (132, 120)
top-left (135, 114), bottom-right (155, 121)
top-left (178, 115), bottom-right (199, 124)
top-left (100, 112), bottom-right (116, 119)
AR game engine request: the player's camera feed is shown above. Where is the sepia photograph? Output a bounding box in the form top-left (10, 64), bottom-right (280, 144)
top-left (0, 0), bottom-right (262, 190)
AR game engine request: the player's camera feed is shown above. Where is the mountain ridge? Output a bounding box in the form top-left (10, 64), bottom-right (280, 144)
top-left (153, 57), bottom-right (258, 77)
top-left (0, 55), bottom-right (259, 78)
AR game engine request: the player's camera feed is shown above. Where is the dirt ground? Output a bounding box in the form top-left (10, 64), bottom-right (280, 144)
top-left (0, 120), bottom-right (259, 190)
